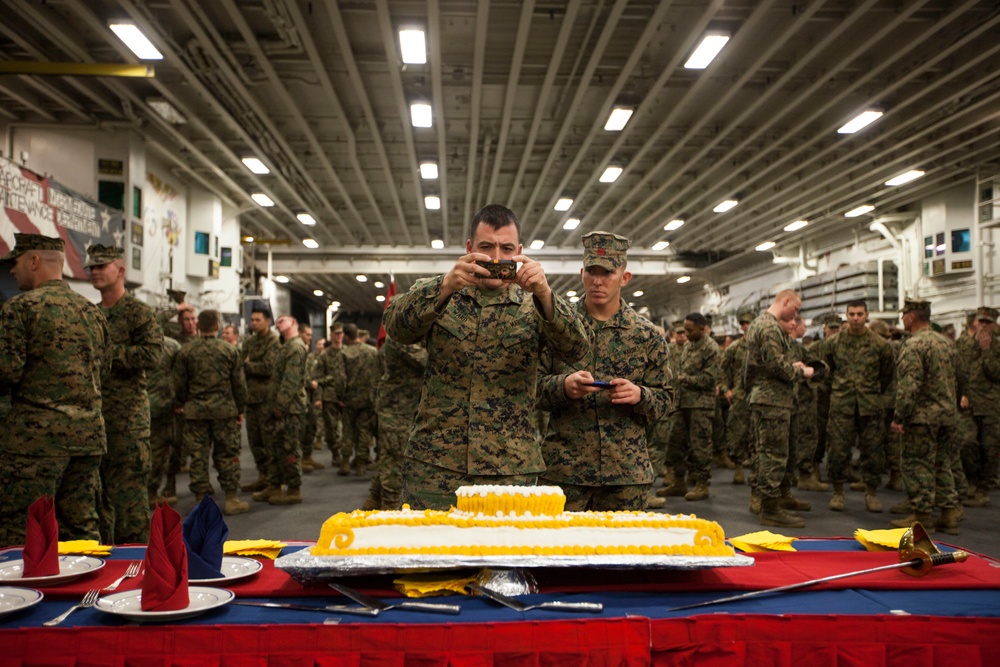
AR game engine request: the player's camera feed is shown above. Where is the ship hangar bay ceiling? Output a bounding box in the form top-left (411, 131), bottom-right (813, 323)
top-left (1, 0), bottom-right (998, 317)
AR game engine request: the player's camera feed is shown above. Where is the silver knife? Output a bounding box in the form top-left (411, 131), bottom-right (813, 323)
top-left (232, 600), bottom-right (379, 616)
top-left (328, 583), bottom-right (462, 614)
top-left (466, 583), bottom-right (603, 613)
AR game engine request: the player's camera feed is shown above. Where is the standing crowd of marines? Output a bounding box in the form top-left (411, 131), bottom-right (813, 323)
top-left (1, 209), bottom-right (997, 545)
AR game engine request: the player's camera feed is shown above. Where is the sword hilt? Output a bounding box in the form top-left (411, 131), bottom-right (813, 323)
top-left (901, 549), bottom-right (969, 576)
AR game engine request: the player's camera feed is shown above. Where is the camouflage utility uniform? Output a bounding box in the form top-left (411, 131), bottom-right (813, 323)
top-left (384, 275), bottom-right (589, 509)
top-left (341, 341), bottom-right (380, 474)
top-left (173, 335), bottom-right (248, 497)
top-left (959, 327), bottom-right (1000, 499)
top-left (720, 336), bottom-right (752, 470)
top-left (267, 335), bottom-right (308, 490)
top-left (148, 336), bottom-right (182, 500)
top-left (538, 300), bottom-right (670, 510)
top-left (313, 345), bottom-right (346, 461)
top-left (667, 333), bottom-right (720, 489)
top-left (241, 328), bottom-right (280, 485)
top-left (0, 280), bottom-right (109, 546)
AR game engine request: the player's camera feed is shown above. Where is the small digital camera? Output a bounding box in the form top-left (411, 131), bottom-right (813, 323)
top-left (476, 259), bottom-right (518, 281)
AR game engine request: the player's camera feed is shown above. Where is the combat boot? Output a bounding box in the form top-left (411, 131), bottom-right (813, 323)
top-left (732, 464), bottom-right (745, 485)
top-left (646, 495), bottom-right (667, 509)
top-left (337, 461), bottom-right (351, 476)
top-left (887, 470), bottom-right (905, 491)
top-left (269, 487), bottom-right (302, 505)
top-left (252, 485), bottom-right (281, 502)
top-left (749, 490), bottom-right (762, 514)
top-left (657, 478), bottom-right (687, 497)
top-left (849, 481), bottom-right (866, 492)
top-left (797, 470), bottom-right (829, 492)
top-left (864, 486), bottom-right (883, 513)
top-left (759, 498), bottom-right (805, 528)
top-left (828, 483), bottom-right (845, 511)
top-left (223, 491), bottom-right (250, 516)
top-left (779, 488), bottom-right (811, 512)
top-left (937, 508), bottom-right (960, 535)
top-left (300, 458), bottom-right (314, 473)
top-left (353, 462), bottom-right (367, 477)
top-left (889, 512), bottom-right (934, 531)
top-left (889, 498), bottom-right (912, 514)
top-left (963, 488), bottom-right (991, 507)
top-left (304, 455), bottom-right (325, 471)
top-left (684, 481), bottom-right (709, 501)
top-left (241, 476), bottom-right (268, 493)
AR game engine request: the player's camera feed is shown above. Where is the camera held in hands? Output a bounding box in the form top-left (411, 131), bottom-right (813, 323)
top-left (476, 259), bottom-right (518, 281)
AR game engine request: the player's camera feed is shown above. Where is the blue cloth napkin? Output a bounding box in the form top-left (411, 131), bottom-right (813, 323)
top-left (181, 497), bottom-right (229, 580)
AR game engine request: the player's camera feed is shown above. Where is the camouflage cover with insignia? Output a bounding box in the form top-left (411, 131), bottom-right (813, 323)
top-left (173, 336), bottom-right (248, 419)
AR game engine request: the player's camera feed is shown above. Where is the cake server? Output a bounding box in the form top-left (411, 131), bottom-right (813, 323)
top-left (466, 583), bottom-right (603, 613)
top-left (232, 600), bottom-right (379, 616)
top-left (328, 583), bottom-right (462, 614)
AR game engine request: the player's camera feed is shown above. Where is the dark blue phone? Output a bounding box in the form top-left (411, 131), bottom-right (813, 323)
top-left (588, 381), bottom-right (613, 389)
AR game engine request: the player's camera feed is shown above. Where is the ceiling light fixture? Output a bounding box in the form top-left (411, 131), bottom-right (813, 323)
top-left (251, 193), bottom-right (274, 207)
top-left (242, 236), bottom-right (254, 244)
top-left (632, 290), bottom-right (644, 297)
top-left (410, 102), bottom-right (432, 128)
top-left (109, 23), bottom-right (163, 60)
top-left (398, 29), bottom-right (426, 64)
top-left (424, 195), bottom-right (441, 210)
top-left (569, 296), bottom-right (580, 303)
top-left (419, 162), bottom-right (438, 179)
top-left (356, 274), bottom-right (368, 282)
top-left (430, 239), bottom-right (444, 249)
top-left (554, 198), bottom-right (573, 211)
top-left (684, 33), bottom-right (730, 69)
top-left (296, 213), bottom-right (316, 226)
top-left (677, 275), bottom-right (691, 284)
top-left (376, 295), bottom-right (386, 303)
top-left (664, 219), bottom-right (685, 231)
top-left (784, 220), bottom-right (809, 232)
top-left (241, 157), bottom-right (269, 174)
top-left (313, 289), bottom-right (324, 297)
top-left (845, 204), bottom-right (875, 217)
top-left (530, 239), bottom-right (545, 250)
top-left (563, 218), bottom-right (581, 230)
top-left (302, 238), bottom-right (319, 249)
top-left (651, 241), bottom-right (670, 251)
top-left (374, 281), bottom-right (385, 288)
top-left (273, 275), bottom-right (290, 283)
top-left (600, 166), bottom-right (623, 183)
top-left (755, 241), bottom-right (776, 251)
top-left (566, 290), bottom-right (577, 297)
top-left (885, 170), bottom-right (925, 186)
top-left (604, 107), bottom-right (633, 131)
top-left (837, 110), bottom-right (883, 134)
top-left (713, 199), bottom-right (738, 213)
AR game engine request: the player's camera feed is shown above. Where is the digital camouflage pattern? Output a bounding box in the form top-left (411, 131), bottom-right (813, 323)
top-left (383, 274), bottom-right (589, 483)
top-left (821, 328), bottom-right (894, 417)
top-left (313, 346), bottom-right (345, 455)
top-left (97, 293), bottom-right (163, 545)
top-left (667, 332), bottom-right (719, 484)
top-left (268, 335), bottom-right (308, 489)
top-left (676, 334), bottom-right (720, 410)
top-left (148, 337), bottom-right (182, 496)
top-left (242, 329), bottom-right (281, 478)
top-left (401, 456), bottom-right (538, 511)
top-left (720, 337), bottom-right (752, 464)
top-left (371, 336), bottom-right (428, 509)
top-left (957, 328), bottom-right (1000, 490)
top-left (0, 279), bottom-right (109, 545)
top-left (790, 339), bottom-right (820, 475)
top-left (148, 337), bottom-right (182, 419)
top-left (341, 341), bottom-right (379, 470)
top-left (302, 348), bottom-right (323, 453)
top-left (537, 300), bottom-right (670, 494)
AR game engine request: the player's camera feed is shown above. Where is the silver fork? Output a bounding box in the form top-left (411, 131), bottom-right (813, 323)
top-left (104, 560), bottom-right (141, 591)
top-left (43, 589), bottom-right (100, 626)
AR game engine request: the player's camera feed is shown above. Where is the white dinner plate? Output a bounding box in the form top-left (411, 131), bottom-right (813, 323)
top-left (0, 587), bottom-right (44, 618)
top-left (190, 556), bottom-right (263, 584)
top-left (95, 586), bottom-right (234, 622)
top-left (0, 556), bottom-right (106, 586)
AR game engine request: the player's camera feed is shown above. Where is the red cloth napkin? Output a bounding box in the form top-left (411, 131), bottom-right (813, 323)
top-left (141, 505), bottom-right (189, 611)
top-left (22, 496), bottom-right (59, 578)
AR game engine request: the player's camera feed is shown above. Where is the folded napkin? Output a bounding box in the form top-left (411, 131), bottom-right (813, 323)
top-left (182, 497), bottom-right (228, 580)
top-left (223, 539), bottom-right (287, 560)
top-left (730, 530), bottom-right (797, 553)
top-left (394, 572), bottom-right (478, 598)
top-left (58, 540), bottom-right (113, 556)
top-left (23, 496), bottom-right (60, 577)
top-left (855, 527), bottom-right (908, 552)
top-left (141, 504), bottom-right (189, 611)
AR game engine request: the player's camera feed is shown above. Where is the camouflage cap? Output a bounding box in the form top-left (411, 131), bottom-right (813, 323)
top-left (737, 311), bottom-right (755, 325)
top-left (1, 233), bottom-right (64, 261)
top-left (581, 231), bottom-right (630, 271)
top-left (823, 313), bottom-right (843, 327)
top-left (84, 244), bottom-right (124, 268)
top-left (976, 306), bottom-right (999, 323)
top-left (942, 323), bottom-right (956, 335)
top-left (330, 323), bottom-right (344, 333)
top-left (672, 320), bottom-right (686, 333)
top-left (900, 298), bottom-right (931, 315)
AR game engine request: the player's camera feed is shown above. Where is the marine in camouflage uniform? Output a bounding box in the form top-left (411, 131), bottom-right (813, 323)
top-left (958, 306), bottom-right (1000, 508)
top-left (173, 310), bottom-right (249, 515)
top-left (889, 299), bottom-right (960, 533)
top-left (313, 324), bottom-right (346, 464)
top-left (720, 313), bottom-right (755, 484)
top-left (744, 289), bottom-right (815, 528)
top-left (538, 232), bottom-right (670, 511)
top-left (383, 204), bottom-right (589, 510)
top-left (0, 234), bottom-right (109, 546)
top-left (812, 314), bottom-right (842, 477)
top-left (148, 336), bottom-right (182, 504)
top-left (665, 312), bottom-right (720, 501)
top-left (366, 335), bottom-right (427, 510)
top-left (240, 306), bottom-right (280, 492)
top-left (790, 316), bottom-right (820, 490)
top-left (256, 315), bottom-right (308, 505)
top-left (643, 325), bottom-right (672, 480)
top-left (655, 323), bottom-right (687, 495)
top-left (338, 323), bottom-right (380, 476)
top-left (86, 245), bottom-right (163, 545)
top-left (821, 300), bottom-right (895, 513)
top-left (299, 325), bottom-right (324, 472)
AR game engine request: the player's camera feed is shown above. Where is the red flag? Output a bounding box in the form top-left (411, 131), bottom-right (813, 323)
top-left (377, 276), bottom-right (397, 349)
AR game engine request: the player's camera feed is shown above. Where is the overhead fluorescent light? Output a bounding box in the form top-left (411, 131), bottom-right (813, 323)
top-left (398, 29), bottom-right (426, 64)
top-left (242, 236), bottom-right (254, 244)
top-left (374, 281), bottom-right (385, 288)
top-left (632, 290), bottom-right (644, 297)
top-left (241, 157), bottom-right (269, 174)
top-left (109, 23), bottom-right (163, 60)
top-left (430, 239), bottom-right (445, 249)
top-left (302, 238), bottom-right (319, 249)
top-left (273, 275), bottom-right (290, 283)
top-left (313, 289), bottom-right (324, 296)
top-left (837, 110), bottom-right (883, 134)
top-left (554, 198), bottom-right (573, 211)
top-left (330, 301), bottom-right (341, 308)
top-left (677, 275), bottom-right (691, 284)
top-left (410, 102), bottom-right (432, 128)
top-left (529, 239), bottom-right (545, 250)
top-left (356, 274), bottom-right (368, 282)
top-left (419, 162), bottom-right (438, 179)
top-left (297, 213), bottom-right (316, 226)
top-left (845, 204), bottom-right (875, 217)
top-left (885, 170), bottom-right (925, 186)
top-left (566, 290), bottom-right (577, 297)
top-left (604, 107), bottom-right (633, 131)
top-left (569, 296), bottom-right (580, 303)
top-left (755, 241), bottom-right (776, 251)
top-left (563, 218), bottom-right (581, 230)
top-left (651, 241), bottom-right (670, 251)
top-left (376, 295), bottom-right (386, 303)
top-left (684, 33), bottom-right (730, 69)
top-left (713, 199), bottom-right (738, 213)
top-left (784, 220), bottom-right (808, 232)
top-left (251, 193), bottom-right (274, 207)
top-left (600, 166), bottom-right (623, 183)
top-left (147, 98), bottom-right (185, 124)
top-left (424, 195), bottom-right (441, 210)
top-left (664, 219), bottom-right (685, 231)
